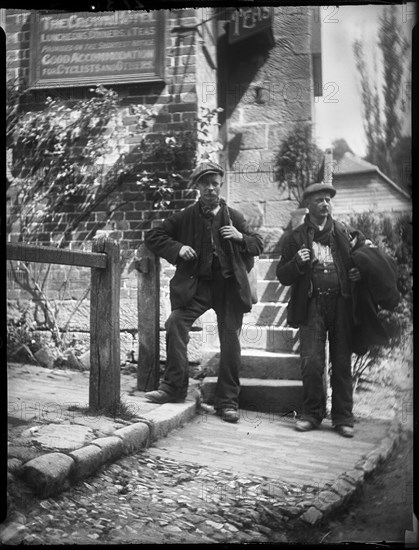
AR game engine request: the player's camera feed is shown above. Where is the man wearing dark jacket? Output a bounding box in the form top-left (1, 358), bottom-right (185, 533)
top-left (144, 161), bottom-right (264, 423)
top-left (276, 182), bottom-right (361, 438)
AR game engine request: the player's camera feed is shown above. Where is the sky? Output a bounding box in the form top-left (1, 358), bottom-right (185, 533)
top-left (314, 3), bottom-right (415, 158)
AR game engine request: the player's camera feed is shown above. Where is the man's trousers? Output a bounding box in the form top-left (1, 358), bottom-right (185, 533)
top-left (159, 261), bottom-right (244, 410)
top-left (299, 294), bottom-right (354, 427)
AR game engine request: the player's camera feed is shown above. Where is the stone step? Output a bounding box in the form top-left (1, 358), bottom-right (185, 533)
top-left (203, 326), bottom-right (300, 353)
top-left (256, 280), bottom-right (291, 303)
top-left (201, 377), bottom-right (303, 415)
top-left (202, 349), bottom-right (301, 380)
top-left (243, 302), bottom-right (288, 326)
top-left (255, 258), bottom-right (279, 280)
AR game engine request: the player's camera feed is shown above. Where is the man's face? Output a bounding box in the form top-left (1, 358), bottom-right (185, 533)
top-left (197, 173), bottom-right (222, 206)
top-left (307, 191), bottom-right (333, 221)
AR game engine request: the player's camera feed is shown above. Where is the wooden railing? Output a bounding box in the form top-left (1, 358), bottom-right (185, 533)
top-left (7, 235), bottom-right (120, 412)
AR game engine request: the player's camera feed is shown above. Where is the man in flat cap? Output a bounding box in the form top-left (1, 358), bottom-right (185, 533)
top-left (277, 182), bottom-right (362, 437)
top-left (144, 161), bottom-right (264, 423)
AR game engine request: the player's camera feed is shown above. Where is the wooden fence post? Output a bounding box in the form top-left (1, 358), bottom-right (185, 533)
top-left (90, 235), bottom-right (121, 412)
top-left (136, 243), bottom-right (160, 391)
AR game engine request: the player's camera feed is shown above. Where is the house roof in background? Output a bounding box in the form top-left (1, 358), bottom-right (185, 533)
top-left (335, 152), bottom-right (379, 175)
top-left (334, 152), bottom-right (410, 199)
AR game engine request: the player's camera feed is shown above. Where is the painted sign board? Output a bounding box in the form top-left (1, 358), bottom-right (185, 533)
top-left (29, 10), bottom-right (165, 88)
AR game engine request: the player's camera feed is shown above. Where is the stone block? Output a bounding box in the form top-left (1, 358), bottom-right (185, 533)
top-left (9, 344), bottom-right (38, 365)
top-left (264, 201), bottom-right (298, 228)
top-left (299, 506), bottom-right (323, 525)
top-left (34, 347), bottom-right (55, 369)
top-left (231, 202), bottom-right (264, 228)
top-left (228, 124), bottom-right (267, 150)
top-left (91, 436), bottom-right (124, 463)
top-left (21, 452), bottom-right (74, 498)
top-left (78, 351), bottom-right (90, 371)
top-left (64, 350), bottom-right (83, 371)
top-left (229, 174), bottom-right (289, 203)
top-left (69, 445), bottom-right (104, 481)
top-left (114, 422), bottom-right (150, 454)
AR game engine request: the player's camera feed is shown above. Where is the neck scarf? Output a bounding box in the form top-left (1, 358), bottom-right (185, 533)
top-left (305, 215), bottom-right (333, 245)
top-left (198, 196), bottom-right (223, 220)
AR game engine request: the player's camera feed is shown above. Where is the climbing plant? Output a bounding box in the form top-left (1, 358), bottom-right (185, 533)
top-left (7, 78), bottom-right (222, 352)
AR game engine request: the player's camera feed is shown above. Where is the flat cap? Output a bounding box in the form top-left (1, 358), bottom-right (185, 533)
top-left (190, 161), bottom-right (224, 185)
top-left (302, 181), bottom-right (336, 200)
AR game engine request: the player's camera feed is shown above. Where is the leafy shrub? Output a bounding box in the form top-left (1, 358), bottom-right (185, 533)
top-left (7, 302), bottom-right (44, 356)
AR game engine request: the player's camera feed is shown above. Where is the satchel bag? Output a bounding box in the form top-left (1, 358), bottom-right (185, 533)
top-left (247, 263), bottom-right (258, 304)
top-left (225, 207), bottom-right (258, 304)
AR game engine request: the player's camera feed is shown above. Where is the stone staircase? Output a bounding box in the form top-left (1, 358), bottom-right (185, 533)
top-left (200, 258), bottom-right (303, 415)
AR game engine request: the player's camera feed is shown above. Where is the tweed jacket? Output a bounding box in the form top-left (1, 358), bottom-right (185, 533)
top-left (145, 202), bottom-right (264, 312)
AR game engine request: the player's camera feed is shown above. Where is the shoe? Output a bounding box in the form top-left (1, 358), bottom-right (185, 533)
top-left (216, 408), bottom-right (239, 423)
top-left (335, 425), bottom-right (354, 438)
top-left (295, 420), bottom-right (317, 432)
top-left (144, 390), bottom-right (177, 404)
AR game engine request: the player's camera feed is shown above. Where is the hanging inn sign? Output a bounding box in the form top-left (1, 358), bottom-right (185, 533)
top-left (29, 10), bottom-right (165, 88)
top-left (228, 6), bottom-right (274, 46)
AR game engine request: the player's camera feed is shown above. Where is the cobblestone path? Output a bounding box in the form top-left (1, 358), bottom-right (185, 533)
top-left (9, 447), bottom-right (325, 544)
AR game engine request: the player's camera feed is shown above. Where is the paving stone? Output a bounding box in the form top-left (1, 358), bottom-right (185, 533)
top-left (8, 458), bottom-right (23, 474)
top-left (205, 519), bottom-right (225, 529)
top-left (0, 522), bottom-right (27, 545)
top-left (27, 424), bottom-right (95, 452)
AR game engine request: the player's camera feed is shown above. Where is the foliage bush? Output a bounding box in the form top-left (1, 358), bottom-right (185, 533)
top-left (274, 121), bottom-right (324, 205)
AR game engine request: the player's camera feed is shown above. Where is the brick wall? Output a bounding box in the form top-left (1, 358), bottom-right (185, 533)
top-left (6, 8), bottom-right (201, 360)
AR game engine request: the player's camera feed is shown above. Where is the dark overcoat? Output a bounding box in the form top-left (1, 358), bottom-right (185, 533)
top-left (145, 202), bottom-right (264, 312)
top-left (275, 218), bottom-right (353, 328)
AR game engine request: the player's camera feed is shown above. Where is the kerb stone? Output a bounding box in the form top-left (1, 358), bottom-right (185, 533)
top-left (114, 422), bottom-right (150, 454)
top-left (91, 436), bottom-right (123, 463)
top-left (299, 506), bottom-right (323, 525)
top-left (330, 478), bottom-right (355, 499)
top-left (21, 452), bottom-right (74, 498)
top-left (140, 400), bottom-right (197, 441)
top-left (312, 490), bottom-right (342, 513)
top-left (69, 444), bottom-right (104, 481)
